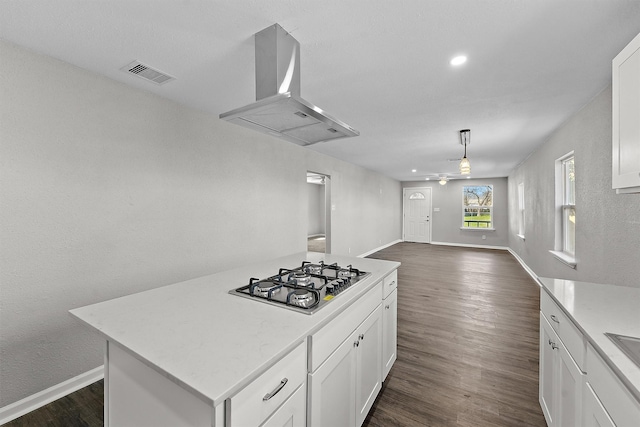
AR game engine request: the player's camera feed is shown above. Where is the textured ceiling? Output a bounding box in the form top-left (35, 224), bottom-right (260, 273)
top-left (2, 0), bottom-right (640, 181)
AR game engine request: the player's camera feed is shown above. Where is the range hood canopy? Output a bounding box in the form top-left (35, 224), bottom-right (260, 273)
top-left (219, 24), bottom-right (359, 146)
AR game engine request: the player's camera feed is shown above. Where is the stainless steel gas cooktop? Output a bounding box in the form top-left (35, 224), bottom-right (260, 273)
top-left (229, 261), bottom-right (369, 314)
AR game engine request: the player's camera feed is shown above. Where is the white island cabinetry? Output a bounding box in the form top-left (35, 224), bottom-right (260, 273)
top-left (308, 280), bottom-right (383, 427)
top-left (381, 270), bottom-right (398, 380)
top-left (612, 31), bottom-right (640, 194)
top-left (70, 253), bottom-right (400, 427)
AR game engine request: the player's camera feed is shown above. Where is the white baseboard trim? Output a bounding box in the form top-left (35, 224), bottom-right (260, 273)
top-left (0, 365), bottom-right (104, 425)
top-left (508, 248), bottom-right (541, 285)
top-left (358, 239), bottom-right (403, 258)
top-left (430, 241), bottom-right (509, 251)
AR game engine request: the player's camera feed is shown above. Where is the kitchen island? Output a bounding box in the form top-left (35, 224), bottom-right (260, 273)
top-left (70, 252), bottom-right (400, 426)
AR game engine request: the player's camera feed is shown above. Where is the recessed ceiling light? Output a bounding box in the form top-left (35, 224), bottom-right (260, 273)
top-left (450, 55), bottom-right (467, 66)
top-left (412, 169), bottom-right (417, 173)
top-left (425, 177), bottom-right (430, 181)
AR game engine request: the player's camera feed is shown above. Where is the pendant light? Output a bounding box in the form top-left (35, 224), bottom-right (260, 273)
top-left (459, 129), bottom-right (471, 175)
top-left (439, 175), bottom-right (448, 185)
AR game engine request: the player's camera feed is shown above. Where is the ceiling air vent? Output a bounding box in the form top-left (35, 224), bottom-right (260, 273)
top-left (120, 61), bottom-right (175, 85)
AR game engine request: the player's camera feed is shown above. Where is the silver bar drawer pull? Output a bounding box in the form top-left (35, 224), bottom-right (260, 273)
top-left (263, 378), bottom-right (288, 401)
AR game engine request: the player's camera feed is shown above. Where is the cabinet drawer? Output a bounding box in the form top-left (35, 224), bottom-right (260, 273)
top-left (540, 291), bottom-right (586, 371)
top-left (228, 342), bottom-right (306, 427)
top-left (585, 343), bottom-right (640, 427)
top-left (382, 270), bottom-right (398, 299)
top-left (309, 282), bottom-right (382, 372)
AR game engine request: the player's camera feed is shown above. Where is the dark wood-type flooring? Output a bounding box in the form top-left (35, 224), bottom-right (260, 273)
top-left (363, 243), bottom-right (545, 427)
top-left (5, 243), bottom-right (545, 427)
top-left (4, 380), bottom-right (103, 427)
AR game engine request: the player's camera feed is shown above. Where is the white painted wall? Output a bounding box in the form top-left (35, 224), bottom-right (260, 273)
top-left (307, 183), bottom-right (325, 236)
top-left (402, 178), bottom-right (509, 248)
top-left (508, 86), bottom-right (640, 288)
top-left (0, 40), bottom-right (402, 407)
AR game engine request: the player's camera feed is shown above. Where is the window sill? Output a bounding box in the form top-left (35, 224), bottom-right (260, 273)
top-left (460, 227), bottom-right (495, 231)
top-left (549, 250), bottom-right (577, 269)
top-left (517, 234), bottom-right (525, 240)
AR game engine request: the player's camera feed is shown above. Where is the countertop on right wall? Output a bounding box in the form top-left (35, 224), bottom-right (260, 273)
top-left (538, 277), bottom-right (640, 402)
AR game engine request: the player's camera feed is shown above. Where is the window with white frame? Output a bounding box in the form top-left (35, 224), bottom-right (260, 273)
top-left (551, 152), bottom-right (576, 267)
top-left (462, 185), bottom-right (493, 229)
top-left (561, 156), bottom-right (576, 254)
top-left (517, 183), bottom-right (525, 238)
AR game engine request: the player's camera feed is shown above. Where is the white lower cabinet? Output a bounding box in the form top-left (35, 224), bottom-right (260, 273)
top-left (309, 305), bottom-right (382, 427)
top-left (539, 315), bottom-right (558, 425)
top-left (540, 288), bottom-right (640, 427)
top-left (584, 343), bottom-right (640, 427)
top-left (583, 382), bottom-right (616, 427)
top-left (355, 305), bottom-right (383, 427)
top-left (539, 313), bottom-right (584, 427)
top-left (308, 329), bottom-right (357, 427)
top-left (381, 287), bottom-right (397, 380)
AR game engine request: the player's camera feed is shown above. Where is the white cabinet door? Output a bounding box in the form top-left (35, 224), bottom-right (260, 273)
top-left (539, 313), bottom-right (585, 427)
top-left (539, 315), bottom-right (558, 427)
top-left (613, 31), bottom-right (640, 193)
top-left (309, 305), bottom-right (383, 427)
top-left (260, 384), bottom-right (306, 427)
top-left (308, 330), bottom-right (357, 427)
top-left (381, 288), bottom-right (397, 381)
top-left (355, 306), bottom-right (382, 427)
top-left (583, 382), bottom-right (616, 427)
top-left (557, 332), bottom-right (583, 427)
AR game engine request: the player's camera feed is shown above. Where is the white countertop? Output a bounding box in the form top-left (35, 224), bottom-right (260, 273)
top-left (70, 252), bottom-right (400, 407)
top-left (538, 277), bottom-right (640, 402)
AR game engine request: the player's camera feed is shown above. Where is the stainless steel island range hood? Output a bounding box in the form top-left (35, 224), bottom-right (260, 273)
top-left (219, 24), bottom-right (359, 146)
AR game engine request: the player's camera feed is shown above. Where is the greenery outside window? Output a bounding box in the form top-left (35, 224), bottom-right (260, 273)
top-left (462, 185), bottom-right (493, 229)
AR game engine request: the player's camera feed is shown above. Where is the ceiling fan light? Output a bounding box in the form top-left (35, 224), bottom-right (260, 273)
top-left (459, 156), bottom-right (471, 175)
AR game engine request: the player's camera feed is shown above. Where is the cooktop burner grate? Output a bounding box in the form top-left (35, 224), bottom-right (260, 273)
top-left (229, 261), bottom-right (369, 314)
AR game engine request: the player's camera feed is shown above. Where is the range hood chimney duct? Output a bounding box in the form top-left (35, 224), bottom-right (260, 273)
top-left (219, 24), bottom-right (359, 146)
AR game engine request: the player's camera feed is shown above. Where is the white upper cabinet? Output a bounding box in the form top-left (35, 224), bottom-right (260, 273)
top-left (613, 32), bottom-right (640, 194)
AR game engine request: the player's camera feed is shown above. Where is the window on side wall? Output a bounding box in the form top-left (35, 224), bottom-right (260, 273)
top-left (550, 152), bottom-right (576, 267)
top-left (517, 182), bottom-right (525, 239)
top-left (462, 185), bottom-right (494, 230)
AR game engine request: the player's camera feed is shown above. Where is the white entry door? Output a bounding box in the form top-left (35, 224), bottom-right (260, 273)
top-left (403, 187), bottom-right (431, 243)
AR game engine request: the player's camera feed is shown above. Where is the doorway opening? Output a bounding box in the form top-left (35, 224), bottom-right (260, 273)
top-left (307, 172), bottom-right (331, 253)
